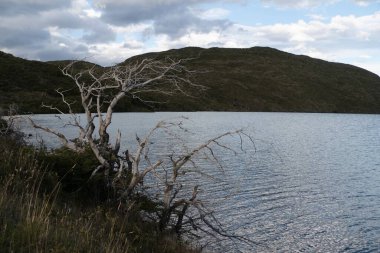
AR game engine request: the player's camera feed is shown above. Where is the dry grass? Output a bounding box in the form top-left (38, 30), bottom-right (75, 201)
top-left (0, 135), bottom-right (199, 253)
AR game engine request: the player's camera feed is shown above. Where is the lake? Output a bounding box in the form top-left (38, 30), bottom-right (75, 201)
top-left (18, 112), bottom-right (380, 252)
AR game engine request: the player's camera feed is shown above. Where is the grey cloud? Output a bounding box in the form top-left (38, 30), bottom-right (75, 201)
top-left (13, 33), bottom-right (90, 62)
top-left (0, 0), bottom-right (238, 62)
top-left (0, 7), bottom-right (85, 32)
top-left (74, 44), bottom-right (89, 52)
top-left (0, 26), bottom-right (50, 48)
top-left (0, 1), bottom-right (115, 57)
top-left (0, 0), bottom-right (70, 16)
top-left (154, 11), bottom-right (232, 37)
top-left (36, 46), bottom-right (89, 61)
top-left (40, 9), bottom-right (116, 43)
top-left (96, 0), bottom-right (234, 24)
top-left (1, 35), bottom-right (90, 63)
top-left (41, 10), bottom-right (87, 29)
top-left (82, 24), bottom-right (116, 43)
top-left (96, 0), bottom-right (233, 38)
top-left (0, 10), bottom-right (91, 62)
top-left (154, 12), bottom-right (195, 37)
top-left (123, 42), bottom-right (143, 49)
top-left (97, 1), bottom-right (186, 25)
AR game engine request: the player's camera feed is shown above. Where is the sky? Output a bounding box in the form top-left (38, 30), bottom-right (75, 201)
top-left (1, 0), bottom-right (380, 75)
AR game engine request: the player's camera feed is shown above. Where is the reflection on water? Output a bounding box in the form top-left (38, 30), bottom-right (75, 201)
top-left (19, 112), bottom-right (380, 252)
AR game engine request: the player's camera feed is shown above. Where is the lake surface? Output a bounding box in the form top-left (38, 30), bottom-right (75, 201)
top-left (19, 112), bottom-right (380, 252)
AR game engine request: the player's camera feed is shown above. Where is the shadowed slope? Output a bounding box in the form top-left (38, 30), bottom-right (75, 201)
top-left (1, 47), bottom-right (380, 113)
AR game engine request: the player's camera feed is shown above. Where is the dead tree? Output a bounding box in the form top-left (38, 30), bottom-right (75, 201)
top-left (29, 57), bottom-right (205, 178)
top-left (129, 122), bottom-right (256, 245)
top-left (28, 57), bottom-right (256, 247)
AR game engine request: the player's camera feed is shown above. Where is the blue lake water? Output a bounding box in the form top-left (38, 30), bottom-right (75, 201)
top-left (19, 112), bottom-right (380, 252)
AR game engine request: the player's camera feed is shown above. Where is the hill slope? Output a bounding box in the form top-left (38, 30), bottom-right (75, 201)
top-left (125, 47), bottom-right (380, 113)
top-left (1, 47), bottom-right (380, 114)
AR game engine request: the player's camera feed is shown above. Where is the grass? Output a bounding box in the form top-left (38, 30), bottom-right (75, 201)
top-left (0, 132), bottom-right (199, 253)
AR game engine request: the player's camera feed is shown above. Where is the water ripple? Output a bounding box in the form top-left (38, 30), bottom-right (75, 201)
top-left (20, 112), bottom-right (380, 252)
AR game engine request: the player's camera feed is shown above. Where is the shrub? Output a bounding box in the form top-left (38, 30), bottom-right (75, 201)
top-left (37, 146), bottom-right (113, 204)
top-left (0, 134), bottom-right (199, 253)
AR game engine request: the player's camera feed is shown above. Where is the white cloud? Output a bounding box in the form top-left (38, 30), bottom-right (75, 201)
top-left (196, 8), bottom-right (230, 20)
top-left (260, 0), bottom-right (339, 8)
top-left (247, 12), bottom-right (380, 74)
top-left (87, 42), bottom-right (147, 66)
top-left (353, 0), bottom-right (380, 6)
top-left (139, 10), bottom-right (380, 75)
top-left (109, 23), bottom-right (153, 34)
top-left (83, 8), bottom-right (102, 18)
top-left (260, 0), bottom-right (379, 8)
top-left (308, 14), bottom-right (326, 21)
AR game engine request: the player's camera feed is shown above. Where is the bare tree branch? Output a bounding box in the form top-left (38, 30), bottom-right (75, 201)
top-left (28, 56), bottom-right (257, 250)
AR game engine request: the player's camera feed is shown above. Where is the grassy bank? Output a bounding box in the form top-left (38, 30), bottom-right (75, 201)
top-left (0, 126), bottom-right (199, 252)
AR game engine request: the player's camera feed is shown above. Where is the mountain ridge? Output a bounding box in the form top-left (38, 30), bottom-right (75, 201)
top-left (1, 47), bottom-right (380, 114)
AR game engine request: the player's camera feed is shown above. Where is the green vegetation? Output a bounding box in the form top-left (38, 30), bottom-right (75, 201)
top-left (0, 51), bottom-right (76, 114)
top-left (131, 47), bottom-right (380, 113)
top-left (0, 119), bottom-right (199, 253)
top-left (1, 47), bottom-right (380, 114)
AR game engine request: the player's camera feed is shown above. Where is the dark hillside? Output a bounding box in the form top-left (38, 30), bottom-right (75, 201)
top-left (0, 52), bottom-right (77, 113)
top-left (1, 47), bottom-right (380, 113)
top-left (125, 47), bottom-right (380, 113)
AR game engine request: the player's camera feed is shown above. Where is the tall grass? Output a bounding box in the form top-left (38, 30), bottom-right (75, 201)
top-left (0, 135), bottom-right (199, 253)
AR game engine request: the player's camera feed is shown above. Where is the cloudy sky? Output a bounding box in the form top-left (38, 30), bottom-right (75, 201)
top-left (1, 0), bottom-right (380, 75)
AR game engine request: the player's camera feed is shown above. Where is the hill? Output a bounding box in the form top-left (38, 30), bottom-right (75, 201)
top-left (0, 52), bottom-right (88, 114)
top-left (1, 47), bottom-right (380, 114)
